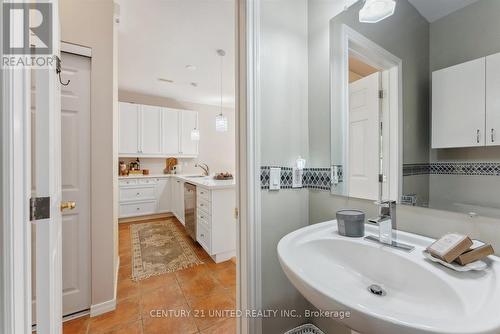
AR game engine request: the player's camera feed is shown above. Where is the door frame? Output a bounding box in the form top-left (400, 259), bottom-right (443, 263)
top-left (1, 3), bottom-right (33, 333)
top-left (236, 0), bottom-right (262, 333)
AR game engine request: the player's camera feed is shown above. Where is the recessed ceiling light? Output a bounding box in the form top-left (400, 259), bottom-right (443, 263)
top-left (185, 65), bottom-right (197, 71)
top-left (158, 78), bottom-right (174, 83)
top-left (190, 82), bottom-right (198, 87)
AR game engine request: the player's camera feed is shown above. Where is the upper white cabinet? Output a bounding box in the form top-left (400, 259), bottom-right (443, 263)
top-left (432, 58), bottom-right (486, 149)
top-left (486, 53), bottom-right (500, 146)
top-left (140, 105), bottom-right (162, 155)
top-left (119, 102), bottom-right (140, 154)
top-left (432, 54), bottom-right (500, 149)
top-left (180, 110), bottom-right (199, 156)
top-left (162, 108), bottom-right (180, 155)
top-left (119, 102), bottom-right (198, 157)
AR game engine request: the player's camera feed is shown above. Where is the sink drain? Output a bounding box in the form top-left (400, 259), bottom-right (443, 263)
top-left (368, 284), bottom-right (386, 296)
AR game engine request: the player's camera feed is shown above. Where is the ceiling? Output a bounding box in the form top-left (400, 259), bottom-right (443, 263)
top-left (116, 0), bottom-right (235, 108)
top-left (407, 0), bottom-right (480, 23)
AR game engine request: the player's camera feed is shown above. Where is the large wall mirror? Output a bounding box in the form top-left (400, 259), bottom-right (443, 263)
top-left (330, 0), bottom-right (500, 218)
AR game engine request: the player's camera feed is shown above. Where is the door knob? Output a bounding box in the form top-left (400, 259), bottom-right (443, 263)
top-left (60, 201), bottom-right (76, 211)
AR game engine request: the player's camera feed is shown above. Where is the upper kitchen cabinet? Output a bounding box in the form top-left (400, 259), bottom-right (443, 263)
top-left (119, 102), bottom-right (199, 157)
top-left (140, 105), bottom-right (163, 155)
top-left (432, 58), bottom-right (486, 149)
top-left (486, 53), bottom-right (500, 146)
top-left (119, 102), bottom-right (140, 154)
top-left (162, 108), bottom-right (180, 155)
top-left (180, 110), bottom-right (199, 156)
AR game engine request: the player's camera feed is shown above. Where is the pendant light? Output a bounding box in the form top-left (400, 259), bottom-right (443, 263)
top-left (215, 49), bottom-right (228, 132)
top-left (190, 128), bottom-right (200, 141)
top-left (359, 0), bottom-right (396, 23)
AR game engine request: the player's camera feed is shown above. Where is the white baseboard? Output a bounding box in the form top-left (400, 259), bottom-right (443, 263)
top-left (212, 250), bottom-right (236, 263)
top-left (90, 256), bottom-right (120, 317)
top-left (90, 299), bottom-right (116, 317)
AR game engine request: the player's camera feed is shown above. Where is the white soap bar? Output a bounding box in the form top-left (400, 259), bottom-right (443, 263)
top-left (429, 233), bottom-right (465, 257)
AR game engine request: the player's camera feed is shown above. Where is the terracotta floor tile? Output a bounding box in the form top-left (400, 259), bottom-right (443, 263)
top-left (179, 273), bottom-right (226, 302)
top-left (206, 260), bottom-right (235, 272)
top-left (141, 283), bottom-right (186, 317)
top-left (63, 315), bottom-right (89, 334)
top-left (142, 303), bottom-right (198, 334)
top-left (88, 297), bottom-right (140, 334)
top-left (224, 285), bottom-right (236, 301)
top-left (187, 292), bottom-right (236, 331)
top-left (107, 320), bottom-right (142, 334)
top-left (139, 272), bottom-right (178, 293)
top-left (211, 267), bottom-right (236, 287)
top-left (120, 252), bottom-right (132, 266)
top-left (117, 276), bottom-right (139, 301)
top-left (119, 264), bottom-right (132, 280)
top-left (175, 264), bottom-right (210, 284)
top-left (200, 317), bottom-right (236, 334)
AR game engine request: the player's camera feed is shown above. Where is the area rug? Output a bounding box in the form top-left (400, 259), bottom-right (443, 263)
top-left (131, 220), bottom-right (203, 281)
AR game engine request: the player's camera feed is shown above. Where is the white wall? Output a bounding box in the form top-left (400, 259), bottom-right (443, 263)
top-left (60, 0), bottom-right (118, 308)
top-left (118, 90), bottom-right (235, 175)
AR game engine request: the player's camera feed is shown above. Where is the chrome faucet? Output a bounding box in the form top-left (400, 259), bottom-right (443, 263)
top-left (195, 163), bottom-right (209, 176)
top-left (366, 200), bottom-right (414, 251)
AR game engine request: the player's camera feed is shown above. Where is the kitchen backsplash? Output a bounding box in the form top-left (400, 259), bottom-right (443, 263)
top-left (119, 158), bottom-right (200, 175)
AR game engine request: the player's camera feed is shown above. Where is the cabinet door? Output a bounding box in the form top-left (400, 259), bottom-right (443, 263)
top-left (487, 53), bottom-right (500, 146)
top-left (119, 102), bottom-right (139, 154)
top-left (140, 105), bottom-right (163, 154)
top-left (180, 111), bottom-right (199, 156)
top-left (178, 180), bottom-right (185, 224)
top-left (162, 108), bottom-right (180, 155)
top-left (156, 178), bottom-right (171, 213)
top-left (432, 58), bottom-right (486, 148)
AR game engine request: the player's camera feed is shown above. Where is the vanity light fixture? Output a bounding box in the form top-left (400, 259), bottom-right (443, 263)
top-left (191, 128), bottom-right (200, 141)
top-left (359, 0), bottom-right (396, 23)
top-left (215, 49), bottom-right (228, 132)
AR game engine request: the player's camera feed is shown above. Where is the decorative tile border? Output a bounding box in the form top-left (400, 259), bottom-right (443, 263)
top-left (404, 162), bottom-right (500, 176)
top-left (260, 166), bottom-right (333, 191)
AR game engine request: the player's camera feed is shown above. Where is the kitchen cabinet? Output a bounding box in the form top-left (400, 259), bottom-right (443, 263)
top-left (432, 53), bottom-right (500, 149)
top-left (140, 105), bottom-right (162, 154)
top-left (171, 178), bottom-right (185, 224)
top-left (156, 178), bottom-right (171, 213)
top-left (118, 177), bottom-right (171, 218)
top-left (162, 108), bottom-right (180, 155)
top-left (432, 58), bottom-right (486, 149)
top-left (118, 102), bottom-right (198, 157)
top-left (180, 110), bottom-right (199, 156)
top-left (119, 102), bottom-right (139, 154)
top-left (486, 53), bottom-right (500, 146)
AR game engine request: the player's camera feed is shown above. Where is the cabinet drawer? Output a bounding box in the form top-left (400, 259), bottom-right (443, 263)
top-left (197, 198), bottom-right (211, 214)
top-left (120, 186), bottom-right (156, 201)
top-left (197, 187), bottom-right (210, 202)
top-left (138, 178), bottom-right (157, 185)
top-left (119, 201), bottom-right (157, 217)
top-left (197, 210), bottom-right (211, 227)
top-left (197, 223), bottom-right (211, 253)
top-left (119, 178), bottom-right (138, 186)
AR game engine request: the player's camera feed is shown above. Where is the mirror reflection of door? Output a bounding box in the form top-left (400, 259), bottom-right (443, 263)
top-left (348, 56), bottom-right (381, 200)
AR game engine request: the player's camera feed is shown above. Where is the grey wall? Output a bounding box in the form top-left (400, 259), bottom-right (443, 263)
top-left (260, 0), bottom-right (311, 332)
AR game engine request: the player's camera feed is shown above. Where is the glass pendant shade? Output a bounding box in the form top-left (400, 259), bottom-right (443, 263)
top-left (190, 128), bottom-right (200, 141)
top-left (215, 113), bottom-right (228, 132)
top-left (359, 0), bottom-right (396, 23)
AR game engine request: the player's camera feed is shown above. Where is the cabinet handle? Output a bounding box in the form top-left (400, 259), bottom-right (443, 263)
top-left (477, 129), bottom-right (480, 143)
top-left (492, 129), bottom-right (495, 143)
top-left (136, 192), bottom-right (140, 196)
top-left (200, 233), bottom-right (205, 237)
top-left (136, 207), bottom-right (140, 211)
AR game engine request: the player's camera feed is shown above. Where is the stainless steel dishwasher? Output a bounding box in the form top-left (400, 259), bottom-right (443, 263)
top-left (184, 182), bottom-right (197, 240)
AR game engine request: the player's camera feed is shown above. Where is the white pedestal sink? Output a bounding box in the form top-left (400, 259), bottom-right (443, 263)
top-left (277, 220), bottom-right (500, 334)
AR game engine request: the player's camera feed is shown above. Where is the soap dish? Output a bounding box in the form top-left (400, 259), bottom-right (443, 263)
top-left (422, 251), bottom-right (488, 272)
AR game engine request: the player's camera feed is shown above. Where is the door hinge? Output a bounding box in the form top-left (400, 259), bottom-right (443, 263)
top-left (379, 174), bottom-right (387, 183)
top-left (234, 208), bottom-right (239, 220)
top-left (379, 90), bottom-right (385, 99)
top-left (30, 197), bottom-right (51, 221)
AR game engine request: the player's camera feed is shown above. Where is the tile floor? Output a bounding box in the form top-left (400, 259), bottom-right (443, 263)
top-left (63, 217), bottom-right (237, 334)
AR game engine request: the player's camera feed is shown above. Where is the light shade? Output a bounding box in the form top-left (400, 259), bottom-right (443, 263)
top-left (190, 128), bottom-right (200, 141)
top-left (215, 113), bottom-right (228, 132)
top-left (359, 0), bottom-right (396, 23)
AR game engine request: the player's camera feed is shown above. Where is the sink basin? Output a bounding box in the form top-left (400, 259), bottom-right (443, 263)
top-left (277, 221), bottom-right (500, 334)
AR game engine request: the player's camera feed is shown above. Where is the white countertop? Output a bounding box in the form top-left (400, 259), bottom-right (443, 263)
top-left (118, 174), bottom-right (236, 190)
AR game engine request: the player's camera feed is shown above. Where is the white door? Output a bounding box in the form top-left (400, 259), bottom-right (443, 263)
top-left (119, 102), bottom-right (139, 154)
top-left (34, 2), bottom-right (63, 332)
top-left (140, 105), bottom-right (162, 154)
top-left (486, 53), bottom-right (500, 146)
top-left (180, 110), bottom-right (198, 156)
top-left (348, 72), bottom-right (380, 201)
top-left (60, 52), bottom-right (91, 315)
top-left (432, 58), bottom-right (486, 148)
top-left (162, 108), bottom-right (180, 155)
